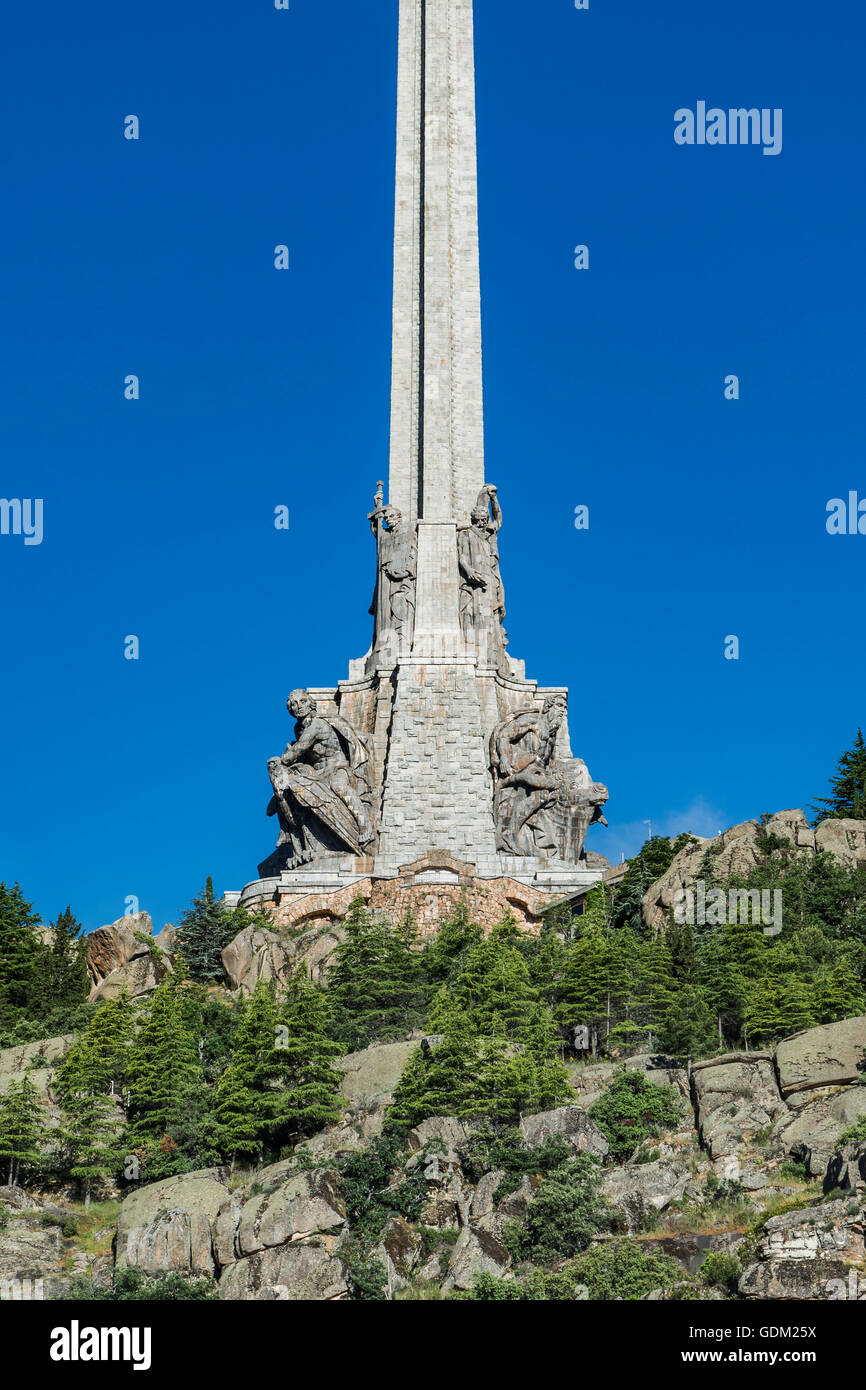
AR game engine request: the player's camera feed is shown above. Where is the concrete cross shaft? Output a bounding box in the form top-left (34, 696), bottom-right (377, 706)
top-left (389, 0), bottom-right (485, 529)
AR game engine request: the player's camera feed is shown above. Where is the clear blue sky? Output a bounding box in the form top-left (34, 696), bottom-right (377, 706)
top-left (1, 0), bottom-right (864, 932)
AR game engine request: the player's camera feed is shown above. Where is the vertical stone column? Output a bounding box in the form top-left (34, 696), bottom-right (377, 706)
top-left (388, 0), bottom-right (486, 527)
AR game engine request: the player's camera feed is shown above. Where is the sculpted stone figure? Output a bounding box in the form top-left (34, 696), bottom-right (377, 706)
top-left (368, 481), bottom-right (417, 661)
top-left (490, 695), bottom-right (609, 862)
top-left (458, 484), bottom-right (507, 669)
top-left (266, 690), bottom-right (374, 865)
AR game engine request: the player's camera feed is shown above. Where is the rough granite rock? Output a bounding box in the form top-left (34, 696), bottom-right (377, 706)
top-left (774, 1086), bottom-right (866, 1178)
top-left (441, 1226), bottom-right (511, 1292)
top-left (692, 1054), bottom-right (787, 1159)
top-left (0, 1035), bottom-right (71, 1100)
top-left (218, 1242), bottom-right (348, 1301)
top-left (776, 1016), bottom-right (866, 1096)
top-left (86, 913), bottom-right (172, 1001)
top-left (601, 1159), bottom-right (692, 1232)
top-left (116, 1170), bottom-right (229, 1277)
top-left (825, 1143), bottom-right (866, 1195)
top-left (221, 921), bottom-right (346, 994)
top-left (641, 811), bottom-right (866, 930)
top-left (234, 1171), bottom-right (345, 1257)
top-left (518, 1106), bottom-right (609, 1159)
top-left (373, 1216), bottom-right (425, 1295)
top-left (739, 1198), bottom-right (866, 1299)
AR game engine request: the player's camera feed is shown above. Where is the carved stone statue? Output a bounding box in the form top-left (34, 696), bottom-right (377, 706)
top-left (458, 484), bottom-right (507, 669)
top-left (490, 695), bottom-right (608, 862)
top-left (266, 690), bottom-right (374, 867)
top-left (368, 481), bottom-right (416, 661)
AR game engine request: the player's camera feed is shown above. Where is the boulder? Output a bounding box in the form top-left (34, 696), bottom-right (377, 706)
top-left (218, 1242), bottom-right (348, 1301)
top-left (0, 1214), bottom-right (67, 1299)
top-left (234, 1171), bottom-right (345, 1257)
top-left (221, 920), bottom-right (346, 994)
top-left (220, 925), bottom-right (294, 995)
top-left (691, 1054), bottom-right (787, 1159)
top-left (372, 1216), bottom-right (425, 1295)
top-left (814, 818), bottom-right (866, 869)
top-left (739, 1197), bottom-right (866, 1299)
top-left (86, 913), bottom-right (171, 1001)
top-left (774, 1086), bottom-right (866, 1178)
top-left (337, 1041), bottom-right (417, 1109)
top-left (825, 1143), bottom-right (866, 1195)
top-left (641, 811), bottom-right (866, 931)
top-left (116, 1169), bottom-right (229, 1277)
top-left (407, 1116), bottom-right (472, 1163)
top-left (518, 1107), bottom-right (609, 1159)
top-left (0, 1035), bottom-right (72, 1099)
top-left (601, 1159), bottom-right (692, 1232)
top-left (776, 1016), bottom-right (866, 1096)
top-left (441, 1227), bottom-right (511, 1292)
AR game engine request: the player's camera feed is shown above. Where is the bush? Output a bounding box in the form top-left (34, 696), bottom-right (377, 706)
top-left (502, 1156), bottom-right (611, 1263)
top-left (588, 1069), bottom-right (682, 1163)
top-left (66, 1269), bottom-right (217, 1301)
top-left (837, 1116), bottom-right (866, 1148)
top-left (699, 1251), bottom-right (740, 1292)
top-left (345, 1256), bottom-right (389, 1301)
top-left (454, 1241), bottom-right (686, 1301)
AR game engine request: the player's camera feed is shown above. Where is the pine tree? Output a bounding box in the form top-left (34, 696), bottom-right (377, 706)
top-left (57, 1042), bottom-right (124, 1210)
top-left (56, 990), bottom-right (135, 1100)
top-left (0, 1075), bottom-right (48, 1186)
top-left (212, 982), bottom-right (278, 1165)
top-left (443, 923), bottom-right (538, 1042)
top-left (40, 906), bottom-right (90, 1018)
top-left (327, 899), bottom-right (428, 1049)
top-left (175, 877), bottom-right (237, 983)
top-left (422, 902), bottom-right (483, 984)
top-left (814, 958), bottom-right (866, 1024)
top-left (126, 976), bottom-right (205, 1172)
top-left (387, 1002), bottom-right (482, 1128)
top-left (812, 730), bottom-right (866, 825)
top-left (0, 882), bottom-right (43, 1029)
top-left (265, 969), bottom-right (345, 1145)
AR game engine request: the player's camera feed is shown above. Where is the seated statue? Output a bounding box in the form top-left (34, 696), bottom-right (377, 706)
top-left (266, 690), bottom-right (374, 867)
top-left (490, 695), bottom-right (608, 862)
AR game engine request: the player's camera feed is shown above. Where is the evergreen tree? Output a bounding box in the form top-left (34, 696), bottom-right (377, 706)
top-left (813, 957), bottom-right (866, 1024)
top-left (0, 1075), bottom-right (48, 1186)
top-left (812, 730), bottom-right (866, 825)
top-left (386, 1002), bottom-right (484, 1128)
top-left (212, 982), bottom-right (279, 1165)
top-left (422, 902), bottom-right (483, 984)
top-left (0, 882), bottom-right (43, 1029)
top-left (265, 969), bottom-right (345, 1145)
top-left (175, 877), bottom-right (238, 983)
top-left (441, 922), bottom-right (539, 1043)
top-left (40, 906), bottom-right (90, 1017)
top-left (126, 975), bottom-right (205, 1173)
top-left (327, 899), bottom-right (428, 1049)
top-left (58, 1050), bottom-right (124, 1209)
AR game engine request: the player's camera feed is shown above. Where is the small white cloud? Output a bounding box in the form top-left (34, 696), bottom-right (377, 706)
top-left (590, 796), bottom-right (727, 866)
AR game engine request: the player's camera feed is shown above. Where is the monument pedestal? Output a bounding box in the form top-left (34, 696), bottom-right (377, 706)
top-left (226, 0), bottom-right (609, 935)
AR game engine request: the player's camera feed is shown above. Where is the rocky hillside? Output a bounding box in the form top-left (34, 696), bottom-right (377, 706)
top-left (2, 1015), bottom-right (865, 1301)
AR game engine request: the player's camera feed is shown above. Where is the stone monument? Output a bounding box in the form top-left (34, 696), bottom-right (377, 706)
top-left (228, 0), bottom-right (609, 934)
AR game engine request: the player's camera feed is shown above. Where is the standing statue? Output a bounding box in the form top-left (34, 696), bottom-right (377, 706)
top-left (368, 481), bottom-right (417, 662)
top-left (266, 690), bottom-right (374, 866)
top-left (490, 695), bottom-right (609, 861)
top-left (458, 484), bottom-right (508, 669)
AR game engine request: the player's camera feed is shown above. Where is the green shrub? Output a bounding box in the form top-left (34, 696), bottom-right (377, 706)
top-left (502, 1156), bottom-right (611, 1263)
top-left (345, 1256), bottom-right (389, 1301)
top-left (588, 1070), bottom-right (682, 1163)
top-left (699, 1251), bottom-right (740, 1292)
top-left (65, 1269), bottom-right (217, 1301)
top-left (837, 1116), bottom-right (866, 1148)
